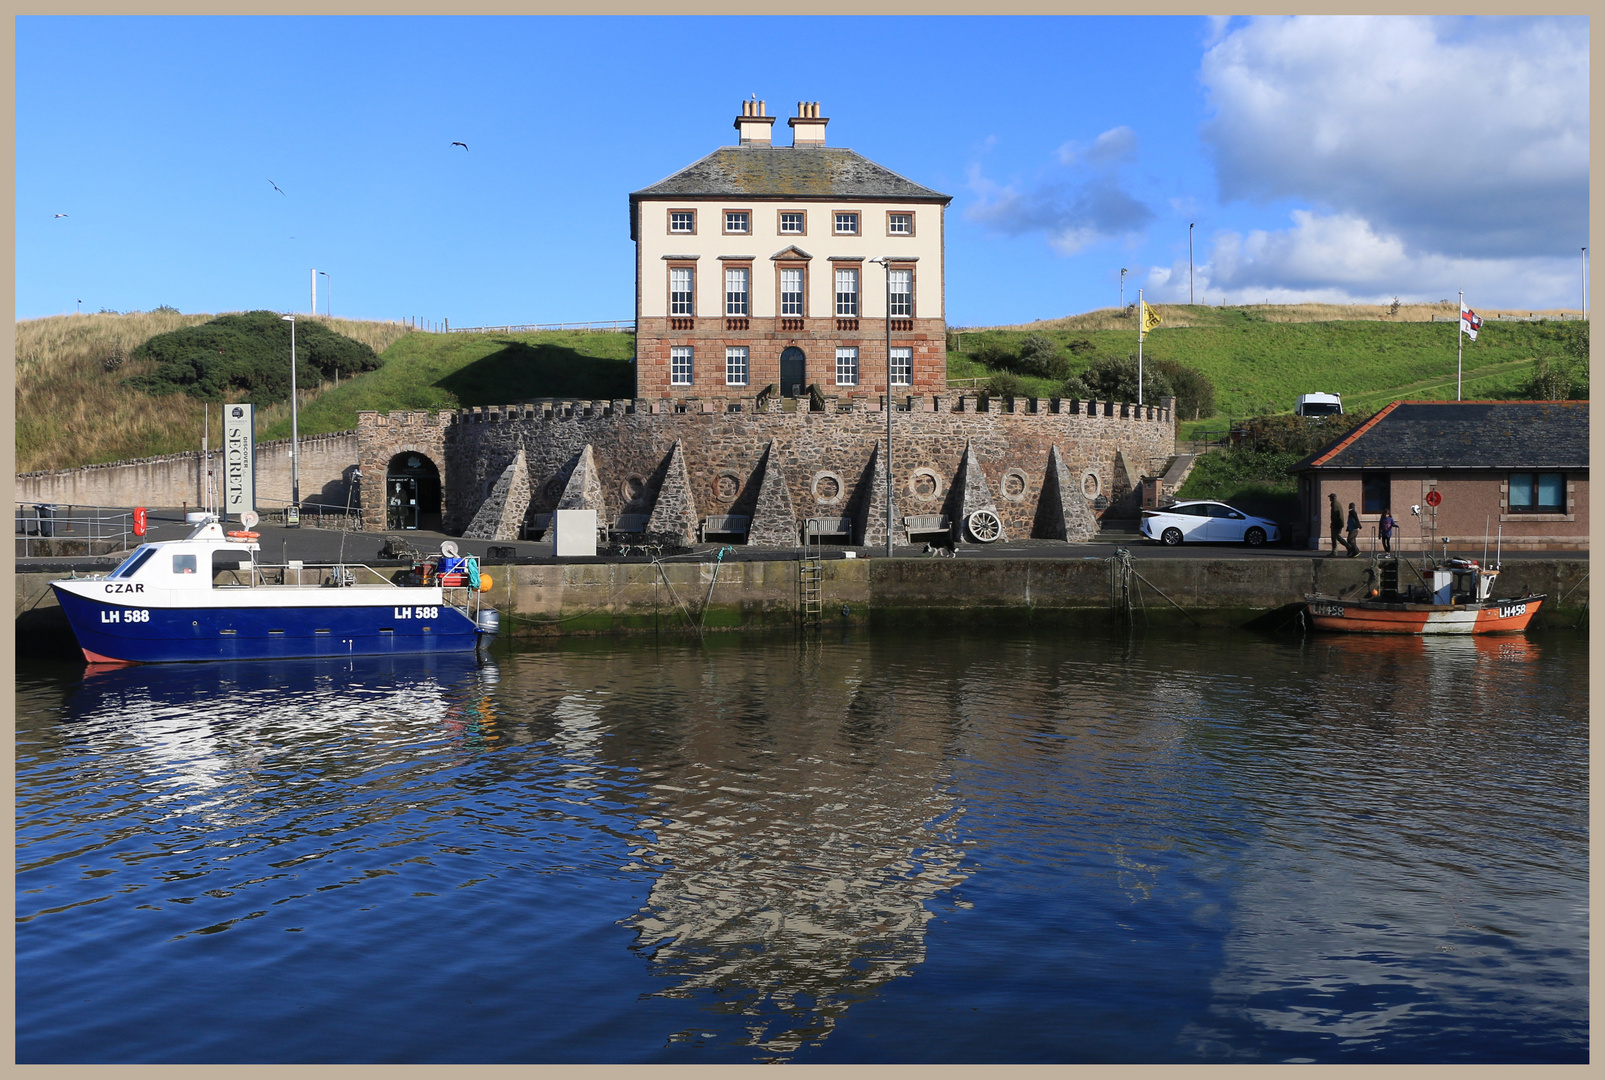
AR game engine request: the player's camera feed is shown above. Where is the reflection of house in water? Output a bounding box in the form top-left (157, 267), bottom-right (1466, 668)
top-left (591, 641), bottom-right (970, 1058)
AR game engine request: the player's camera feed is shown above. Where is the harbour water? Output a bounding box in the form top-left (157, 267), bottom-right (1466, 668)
top-left (16, 628), bottom-right (1588, 1063)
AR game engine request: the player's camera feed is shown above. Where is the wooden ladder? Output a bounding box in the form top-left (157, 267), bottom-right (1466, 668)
top-left (800, 524), bottom-right (824, 620)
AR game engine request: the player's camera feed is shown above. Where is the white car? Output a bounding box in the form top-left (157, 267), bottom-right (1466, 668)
top-left (1141, 500), bottom-right (1281, 547)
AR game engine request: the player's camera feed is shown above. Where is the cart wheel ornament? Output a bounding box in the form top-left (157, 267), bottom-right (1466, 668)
top-left (967, 509), bottom-right (1002, 543)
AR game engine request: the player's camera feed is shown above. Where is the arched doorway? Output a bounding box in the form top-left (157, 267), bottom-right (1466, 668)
top-left (780, 346), bottom-right (806, 397)
top-left (385, 452), bottom-right (442, 531)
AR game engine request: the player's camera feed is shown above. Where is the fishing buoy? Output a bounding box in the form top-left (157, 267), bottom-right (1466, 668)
top-left (479, 574), bottom-right (494, 592)
top-left (227, 530), bottom-right (260, 540)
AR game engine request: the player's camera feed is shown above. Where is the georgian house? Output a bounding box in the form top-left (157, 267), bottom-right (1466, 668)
top-left (1290, 400), bottom-right (1589, 552)
top-left (629, 100), bottom-right (952, 402)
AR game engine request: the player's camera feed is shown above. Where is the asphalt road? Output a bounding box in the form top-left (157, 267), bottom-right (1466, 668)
top-left (17, 505), bottom-right (1566, 571)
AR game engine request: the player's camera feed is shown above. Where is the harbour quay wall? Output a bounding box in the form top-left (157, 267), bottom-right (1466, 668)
top-left (14, 432), bottom-right (360, 511)
top-left (19, 557), bottom-right (1586, 651)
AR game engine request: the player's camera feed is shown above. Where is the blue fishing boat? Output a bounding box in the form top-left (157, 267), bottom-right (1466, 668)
top-left (49, 518), bottom-right (500, 664)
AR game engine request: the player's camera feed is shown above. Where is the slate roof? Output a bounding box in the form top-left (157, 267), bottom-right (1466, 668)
top-left (631, 146), bottom-right (950, 237)
top-left (1291, 401), bottom-right (1590, 472)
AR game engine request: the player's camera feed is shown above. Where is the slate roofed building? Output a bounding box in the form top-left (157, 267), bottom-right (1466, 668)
top-left (630, 100), bottom-right (952, 402)
top-left (1289, 400), bottom-right (1589, 552)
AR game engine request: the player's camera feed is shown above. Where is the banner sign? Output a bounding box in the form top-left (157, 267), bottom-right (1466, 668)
top-left (223, 403), bottom-right (255, 519)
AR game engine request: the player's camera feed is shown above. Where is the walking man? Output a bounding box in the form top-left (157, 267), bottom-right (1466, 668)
top-left (1328, 493), bottom-right (1344, 556)
top-left (1346, 502), bottom-right (1362, 557)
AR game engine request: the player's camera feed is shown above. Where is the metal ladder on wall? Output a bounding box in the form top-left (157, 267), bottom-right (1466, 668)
top-left (800, 521), bottom-right (824, 621)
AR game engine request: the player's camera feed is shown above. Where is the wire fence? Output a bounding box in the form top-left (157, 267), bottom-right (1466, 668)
top-left (446, 319), bottom-right (636, 335)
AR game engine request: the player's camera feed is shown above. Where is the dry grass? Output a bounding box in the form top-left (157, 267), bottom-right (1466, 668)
top-left (15, 311), bottom-right (414, 473)
top-left (1001, 301), bottom-right (1585, 333)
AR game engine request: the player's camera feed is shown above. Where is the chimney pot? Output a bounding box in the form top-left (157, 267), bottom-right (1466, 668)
top-left (787, 101), bottom-right (828, 146)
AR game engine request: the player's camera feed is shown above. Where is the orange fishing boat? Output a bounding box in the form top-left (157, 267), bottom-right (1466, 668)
top-left (1305, 556), bottom-right (1544, 635)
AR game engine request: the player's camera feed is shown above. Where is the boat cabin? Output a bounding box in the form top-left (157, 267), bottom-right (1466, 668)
top-left (105, 522), bottom-right (259, 591)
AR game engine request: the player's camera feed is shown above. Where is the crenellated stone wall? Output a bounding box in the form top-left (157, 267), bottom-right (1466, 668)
top-left (358, 393), bottom-right (1176, 546)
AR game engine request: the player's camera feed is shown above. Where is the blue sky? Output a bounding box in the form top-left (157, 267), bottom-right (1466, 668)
top-left (17, 15), bottom-right (1590, 327)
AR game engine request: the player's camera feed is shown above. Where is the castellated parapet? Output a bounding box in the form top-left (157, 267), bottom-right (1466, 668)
top-left (357, 395), bottom-right (1176, 546)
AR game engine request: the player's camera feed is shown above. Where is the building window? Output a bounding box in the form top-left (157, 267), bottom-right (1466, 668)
top-left (780, 268), bottom-right (804, 316)
top-left (670, 346), bottom-right (693, 386)
top-left (836, 347), bottom-right (859, 386)
top-left (779, 211), bottom-right (805, 234)
top-left (888, 212), bottom-right (913, 235)
top-left (835, 268), bottom-right (858, 316)
top-left (725, 267), bottom-right (749, 316)
top-left (725, 347), bottom-right (749, 386)
top-left (1509, 472), bottom-right (1565, 513)
top-left (834, 212), bottom-right (859, 235)
top-left (724, 210), bottom-right (750, 234)
top-left (669, 267), bottom-right (694, 316)
top-left (669, 210), bottom-right (695, 234)
top-left (1361, 473), bottom-right (1389, 514)
top-left (890, 347), bottom-right (912, 386)
top-left (888, 269), bottom-right (912, 317)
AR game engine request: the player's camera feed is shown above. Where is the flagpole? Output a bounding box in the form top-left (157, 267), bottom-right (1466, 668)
top-left (1457, 289), bottom-right (1464, 401)
top-left (1137, 289), bottom-right (1145, 406)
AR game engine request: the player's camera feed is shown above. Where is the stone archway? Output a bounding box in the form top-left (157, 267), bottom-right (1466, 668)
top-left (385, 452), bottom-right (442, 531)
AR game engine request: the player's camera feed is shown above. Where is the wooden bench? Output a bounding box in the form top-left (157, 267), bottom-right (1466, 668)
top-left (609, 513), bottom-right (650, 539)
top-left (903, 513), bottom-right (951, 542)
top-left (803, 516), bottom-right (855, 541)
top-left (700, 514), bottom-right (751, 542)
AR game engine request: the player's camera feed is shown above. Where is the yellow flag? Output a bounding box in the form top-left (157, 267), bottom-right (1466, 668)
top-left (1141, 300), bottom-right (1162, 336)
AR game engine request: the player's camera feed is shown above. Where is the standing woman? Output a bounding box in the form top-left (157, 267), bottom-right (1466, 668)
top-left (1346, 502), bottom-right (1362, 557)
top-left (1379, 509), bottom-right (1396, 553)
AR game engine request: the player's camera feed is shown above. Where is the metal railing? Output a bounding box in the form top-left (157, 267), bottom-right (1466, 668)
top-left (15, 503), bottom-right (133, 557)
top-left (255, 500), bottom-right (365, 531)
top-left (447, 319), bottom-right (635, 334)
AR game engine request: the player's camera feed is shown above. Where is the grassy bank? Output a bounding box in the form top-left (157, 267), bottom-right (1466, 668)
top-left (950, 304), bottom-right (1579, 419)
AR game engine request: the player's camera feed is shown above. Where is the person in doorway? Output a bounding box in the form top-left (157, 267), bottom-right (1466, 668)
top-left (1345, 502), bottom-right (1362, 557)
top-left (1327, 493), bottom-right (1344, 556)
top-left (1379, 510), bottom-right (1396, 553)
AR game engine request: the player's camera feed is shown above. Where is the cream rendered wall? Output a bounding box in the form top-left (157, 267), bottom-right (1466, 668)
top-left (638, 198), bottom-right (944, 320)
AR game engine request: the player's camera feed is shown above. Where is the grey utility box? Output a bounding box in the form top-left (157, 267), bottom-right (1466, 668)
top-left (553, 508), bottom-right (598, 557)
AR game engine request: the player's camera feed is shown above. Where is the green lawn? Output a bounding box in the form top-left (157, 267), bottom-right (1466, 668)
top-left (258, 329), bottom-right (636, 441)
top-left (948, 310), bottom-right (1572, 419)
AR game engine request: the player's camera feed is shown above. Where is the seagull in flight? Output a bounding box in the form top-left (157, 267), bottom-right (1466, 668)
top-left (269, 179), bottom-right (286, 196)
top-left (451, 141), bottom-right (468, 151)
top-left (53, 213), bottom-right (68, 218)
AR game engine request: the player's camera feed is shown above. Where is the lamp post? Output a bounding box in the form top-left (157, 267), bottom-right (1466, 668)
top-left (1189, 224), bottom-right (1195, 305)
top-left (319, 270), bottom-right (331, 317)
top-left (1582, 247), bottom-right (1588, 320)
top-left (870, 256), bottom-right (895, 557)
top-left (1120, 268), bottom-right (1127, 311)
top-left (280, 314), bottom-right (301, 525)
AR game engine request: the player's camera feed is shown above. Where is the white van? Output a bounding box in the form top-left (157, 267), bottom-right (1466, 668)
top-left (1295, 392), bottom-right (1343, 417)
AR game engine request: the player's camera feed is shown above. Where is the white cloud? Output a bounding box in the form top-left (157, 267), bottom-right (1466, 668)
top-left (1201, 16), bottom-right (1588, 262)
top-left (1171, 211), bottom-right (1579, 308)
top-left (967, 126), bottom-right (1154, 254)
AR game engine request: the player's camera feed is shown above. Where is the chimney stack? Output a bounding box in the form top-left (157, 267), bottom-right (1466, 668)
top-left (788, 101), bottom-right (828, 147)
top-left (734, 97), bottom-right (776, 146)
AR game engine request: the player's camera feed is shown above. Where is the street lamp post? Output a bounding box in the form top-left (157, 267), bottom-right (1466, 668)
top-left (319, 270), bottom-right (331, 318)
top-left (870, 256), bottom-right (895, 558)
top-left (280, 314), bottom-right (301, 525)
top-left (1189, 224), bottom-right (1195, 305)
top-left (1120, 268), bottom-right (1127, 311)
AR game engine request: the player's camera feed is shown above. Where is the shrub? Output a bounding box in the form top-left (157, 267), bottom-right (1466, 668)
top-left (1069, 354), bottom-right (1173, 404)
top-left (126, 310), bottom-right (383, 404)
top-left (1154, 358), bottom-right (1215, 419)
top-left (985, 371), bottom-right (1028, 399)
top-left (1015, 333), bottom-right (1070, 379)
